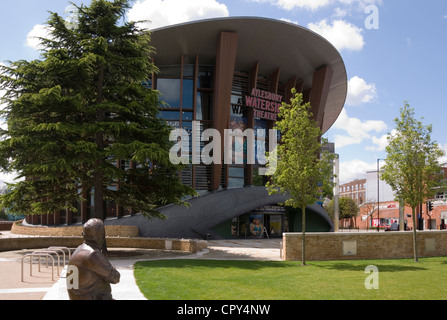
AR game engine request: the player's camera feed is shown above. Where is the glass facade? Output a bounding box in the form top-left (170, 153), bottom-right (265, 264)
top-left (153, 63), bottom-right (291, 238)
top-left (154, 63), bottom-right (215, 190)
top-left (154, 62), bottom-right (280, 193)
top-left (230, 205), bottom-right (288, 238)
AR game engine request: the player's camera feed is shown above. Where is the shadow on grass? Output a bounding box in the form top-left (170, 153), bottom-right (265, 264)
top-left (311, 261), bottom-right (427, 272)
top-left (134, 259), bottom-right (291, 271)
top-left (135, 258), bottom-right (434, 273)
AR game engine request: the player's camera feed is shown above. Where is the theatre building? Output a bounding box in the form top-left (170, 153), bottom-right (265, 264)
top-left (26, 17), bottom-right (348, 239)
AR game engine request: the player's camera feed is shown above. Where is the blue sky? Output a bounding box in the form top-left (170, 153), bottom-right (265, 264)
top-left (1, 0), bottom-right (447, 185)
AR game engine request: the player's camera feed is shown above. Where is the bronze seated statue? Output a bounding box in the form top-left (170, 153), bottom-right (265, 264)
top-left (66, 218), bottom-right (120, 300)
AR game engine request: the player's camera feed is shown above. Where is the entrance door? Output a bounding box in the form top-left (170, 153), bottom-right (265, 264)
top-left (265, 214), bottom-right (283, 237)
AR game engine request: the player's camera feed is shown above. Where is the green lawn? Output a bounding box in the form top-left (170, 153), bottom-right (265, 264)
top-left (133, 257), bottom-right (447, 300)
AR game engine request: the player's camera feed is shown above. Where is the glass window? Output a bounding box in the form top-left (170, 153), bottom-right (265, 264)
top-left (229, 167), bottom-right (245, 178)
top-left (198, 66), bottom-right (213, 89)
top-left (183, 65), bottom-right (195, 78)
top-left (228, 167), bottom-right (245, 189)
top-left (182, 111), bottom-right (193, 121)
top-left (157, 78), bottom-right (181, 108)
top-left (158, 66), bottom-right (181, 78)
top-left (196, 91), bottom-right (213, 121)
top-left (166, 120), bottom-right (180, 128)
top-left (254, 119), bottom-right (267, 165)
top-left (182, 79), bottom-right (194, 109)
top-left (158, 110), bottom-right (180, 120)
top-left (228, 177), bottom-right (244, 189)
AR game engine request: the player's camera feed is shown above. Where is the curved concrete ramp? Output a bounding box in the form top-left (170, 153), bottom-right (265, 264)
top-left (106, 187), bottom-right (333, 239)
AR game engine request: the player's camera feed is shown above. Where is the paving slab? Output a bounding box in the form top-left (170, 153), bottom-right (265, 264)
top-left (0, 239), bottom-right (282, 300)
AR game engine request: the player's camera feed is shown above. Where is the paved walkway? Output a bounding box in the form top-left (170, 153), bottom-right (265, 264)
top-left (0, 235), bottom-right (282, 300)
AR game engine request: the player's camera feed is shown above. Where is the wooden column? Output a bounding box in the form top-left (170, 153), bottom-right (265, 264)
top-left (269, 69), bottom-right (280, 94)
top-left (53, 210), bottom-right (60, 225)
top-left (268, 68), bottom-right (280, 148)
top-left (246, 62), bottom-right (259, 186)
top-left (302, 88), bottom-right (311, 104)
top-left (211, 31), bottom-right (238, 190)
top-left (81, 188), bottom-right (88, 223)
top-left (66, 207), bottom-right (73, 225)
top-left (192, 54), bottom-right (200, 189)
top-left (309, 66), bottom-right (333, 129)
top-left (295, 80), bottom-right (304, 94)
top-left (47, 212), bottom-right (54, 226)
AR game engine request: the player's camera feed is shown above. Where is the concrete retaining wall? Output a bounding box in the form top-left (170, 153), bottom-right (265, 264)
top-left (282, 231), bottom-right (447, 261)
top-left (11, 221), bottom-right (139, 238)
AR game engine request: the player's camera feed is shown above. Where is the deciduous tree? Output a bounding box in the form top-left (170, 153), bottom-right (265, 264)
top-left (266, 90), bottom-right (334, 265)
top-left (381, 103), bottom-right (445, 262)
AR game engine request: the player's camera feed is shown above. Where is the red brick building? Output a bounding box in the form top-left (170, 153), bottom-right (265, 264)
top-left (340, 166), bottom-right (447, 231)
top-left (339, 179), bottom-right (366, 205)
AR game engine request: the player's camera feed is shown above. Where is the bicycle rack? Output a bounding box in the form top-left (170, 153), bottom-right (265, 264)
top-left (20, 247), bottom-right (72, 282)
top-left (33, 249), bottom-right (61, 275)
top-left (48, 246), bottom-right (71, 262)
top-left (21, 253), bottom-right (56, 282)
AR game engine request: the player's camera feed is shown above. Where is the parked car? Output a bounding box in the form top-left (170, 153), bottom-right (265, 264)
top-left (379, 223), bottom-right (390, 231)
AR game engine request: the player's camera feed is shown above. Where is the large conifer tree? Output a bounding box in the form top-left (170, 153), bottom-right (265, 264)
top-left (0, 0), bottom-right (195, 220)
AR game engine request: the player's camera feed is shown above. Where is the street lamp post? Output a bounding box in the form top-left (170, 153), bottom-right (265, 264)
top-left (334, 154), bottom-right (340, 232)
top-left (377, 159), bottom-right (384, 232)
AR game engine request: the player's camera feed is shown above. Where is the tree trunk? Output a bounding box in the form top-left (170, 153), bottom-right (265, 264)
top-left (302, 204), bottom-right (306, 266)
top-left (94, 63), bottom-right (105, 221)
top-left (412, 206), bottom-right (418, 262)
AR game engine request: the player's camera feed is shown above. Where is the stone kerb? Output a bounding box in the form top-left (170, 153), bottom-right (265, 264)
top-left (282, 231), bottom-right (447, 261)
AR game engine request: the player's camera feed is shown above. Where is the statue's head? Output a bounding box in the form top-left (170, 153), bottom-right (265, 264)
top-left (82, 218), bottom-right (105, 247)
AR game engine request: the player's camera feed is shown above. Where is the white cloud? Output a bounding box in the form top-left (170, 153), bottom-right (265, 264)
top-left (332, 109), bottom-right (387, 149)
top-left (276, 0), bottom-right (331, 10)
top-left (437, 143), bottom-right (447, 165)
top-left (0, 172), bottom-right (20, 187)
top-left (127, 0), bottom-right (229, 30)
top-left (338, 0), bottom-right (382, 9)
top-left (248, 0), bottom-right (331, 10)
top-left (248, 0), bottom-right (383, 13)
top-left (346, 76), bottom-right (377, 106)
top-left (26, 24), bottom-right (53, 51)
top-left (308, 19), bottom-right (365, 51)
top-left (365, 129), bottom-right (397, 152)
top-left (339, 159), bottom-right (376, 184)
top-left (333, 7), bottom-right (348, 18)
top-left (366, 135), bottom-right (388, 152)
top-left (280, 18), bottom-right (299, 25)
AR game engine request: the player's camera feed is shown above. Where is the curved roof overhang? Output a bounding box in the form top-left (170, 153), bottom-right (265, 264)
top-left (150, 17), bottom-right (347, 133)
